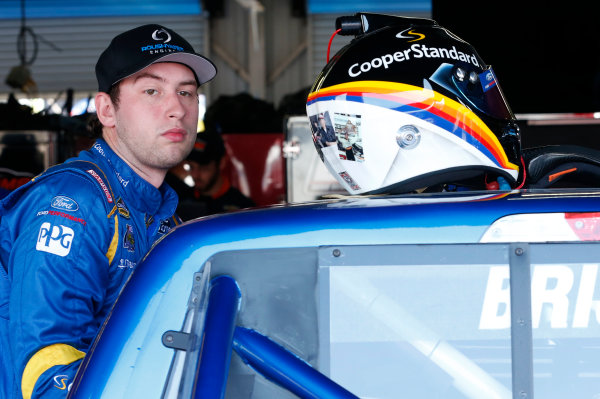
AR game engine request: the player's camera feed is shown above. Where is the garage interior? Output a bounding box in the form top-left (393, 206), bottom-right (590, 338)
top-left (0, 0), bottom-right (598, 204)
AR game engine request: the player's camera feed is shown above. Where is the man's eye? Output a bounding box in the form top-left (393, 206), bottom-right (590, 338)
top-left (145, 89), bottom-right (158, 95)
top-left (179, 90), bottom-right (193, 97)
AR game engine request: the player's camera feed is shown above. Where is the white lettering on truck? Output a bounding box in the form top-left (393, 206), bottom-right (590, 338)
top-left (479, 264), bottom-right (600, 329)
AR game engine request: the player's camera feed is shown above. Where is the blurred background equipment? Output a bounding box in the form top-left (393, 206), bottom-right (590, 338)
top-left (4, 0), bottom-right (62, 94)
top-left (1, 0), bottom-right (600, 202)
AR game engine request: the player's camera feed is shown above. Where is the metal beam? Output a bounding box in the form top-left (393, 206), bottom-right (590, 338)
top-left (509, 243), bottom-right (534, 399)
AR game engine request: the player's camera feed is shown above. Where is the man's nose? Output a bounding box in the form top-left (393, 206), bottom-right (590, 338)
top-left (166, 92), bottom-right (186, 119)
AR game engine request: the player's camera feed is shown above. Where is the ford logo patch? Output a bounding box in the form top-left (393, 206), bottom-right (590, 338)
top-left (51, 196), bottom-right (79, 212)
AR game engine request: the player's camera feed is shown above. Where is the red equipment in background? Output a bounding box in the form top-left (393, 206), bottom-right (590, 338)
top-left (221, 133), bottom-right (286, 207)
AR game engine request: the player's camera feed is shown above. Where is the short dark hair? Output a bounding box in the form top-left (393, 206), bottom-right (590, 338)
top-left (87, 84), bottom-right (121, 139)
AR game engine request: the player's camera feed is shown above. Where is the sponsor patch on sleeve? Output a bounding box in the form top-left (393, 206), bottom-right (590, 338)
top-left (116, 198), bottom-right (130, 218)
top-left (86, 169), bottom-right (113, 203)
top-left (53, 374), bottom-right (70, 391)
top-left (37, 210), bottom-right (86, 225)
top-left (123, 224), bottom-right (135, 252)
top-left (36, 222), bottom-right (75, 257)
top-left (51, 196), bottom-right (79, 212)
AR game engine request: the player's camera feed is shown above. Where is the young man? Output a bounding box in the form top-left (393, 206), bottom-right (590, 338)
top-left (0, 24), bottom-right (216, 399)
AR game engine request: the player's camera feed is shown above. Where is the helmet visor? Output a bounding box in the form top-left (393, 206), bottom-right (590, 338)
top-left (430, 64), bottom-right (514, 121)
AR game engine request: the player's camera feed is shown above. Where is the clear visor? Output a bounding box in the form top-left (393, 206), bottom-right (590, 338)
top-left (430, 64), bottom-right (513, 121)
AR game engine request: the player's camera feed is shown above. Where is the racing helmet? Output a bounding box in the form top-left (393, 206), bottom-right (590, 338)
top-left (306, 13), bottom-right (522, 194)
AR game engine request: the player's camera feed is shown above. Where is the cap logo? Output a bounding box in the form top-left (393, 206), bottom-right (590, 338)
top-left (141, 28), bottom-right (184, 54)
top-left (152, 28), bottom-right (172, 43)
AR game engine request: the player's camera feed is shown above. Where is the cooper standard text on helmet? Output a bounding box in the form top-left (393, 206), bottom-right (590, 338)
top-left (349, 44), bottom-right (480, 78)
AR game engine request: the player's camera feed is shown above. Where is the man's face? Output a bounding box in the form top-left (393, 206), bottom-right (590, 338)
top-left (108, 62), bottom-right (199, 178)
top-left (189, 160), bottom-right (220, 193)
top-left (319, 118), bottom-right (326, 129)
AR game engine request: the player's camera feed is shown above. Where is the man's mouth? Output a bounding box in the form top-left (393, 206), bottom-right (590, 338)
top-left (162, 128), bottom-right (187, 142)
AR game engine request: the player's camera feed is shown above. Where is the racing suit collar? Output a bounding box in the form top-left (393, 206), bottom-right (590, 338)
top-left (90, 139), bottom-right (178, 217)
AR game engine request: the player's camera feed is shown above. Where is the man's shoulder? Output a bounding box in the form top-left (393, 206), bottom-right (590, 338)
top-left (4, 160), bottom-right (117, 214)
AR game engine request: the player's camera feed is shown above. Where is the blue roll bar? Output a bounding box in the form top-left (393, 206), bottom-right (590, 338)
top-left (194, 275), bottom-right (241, 399)
top-left (195, 275), bottom-right (358, 399)
top-left (232, 327), bottom-right (359, 399)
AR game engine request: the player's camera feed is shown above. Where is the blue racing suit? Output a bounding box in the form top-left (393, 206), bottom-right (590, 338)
top-left (0, 139), bottom-right (180, 399)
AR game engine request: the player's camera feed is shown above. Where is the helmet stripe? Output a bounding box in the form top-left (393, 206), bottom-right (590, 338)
top-left (308, 81), bottom-right (518, 171)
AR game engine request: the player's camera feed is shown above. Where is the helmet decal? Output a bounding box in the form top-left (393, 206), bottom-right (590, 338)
top-left (308, 80), bottom-right (519, 172)
top-left (395, 28), bottom-right (426, 42)
top-left (309, 111), bottom-right (365, 163)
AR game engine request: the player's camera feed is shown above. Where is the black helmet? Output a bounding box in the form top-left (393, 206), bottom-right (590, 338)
top-left (306, 13), bottom-right (521, 194)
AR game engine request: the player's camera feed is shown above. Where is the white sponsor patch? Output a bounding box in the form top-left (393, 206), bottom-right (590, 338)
top-left (36, 222), bottom-right (74, 257)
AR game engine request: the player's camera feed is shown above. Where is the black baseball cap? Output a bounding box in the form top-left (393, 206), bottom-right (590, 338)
top-left (95, 24), bottom-right (217, 93)
top-left (187, 131), bottom-right (226, 165)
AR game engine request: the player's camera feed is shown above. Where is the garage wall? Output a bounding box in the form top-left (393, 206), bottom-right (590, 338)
top-left (208, 1), bottom-right (430, 110)
top-left (207, 0), bottom-right (309, 108)
top-left (0, 15), bottom-right (209, 97)
top-left (0, 2), bottom-right (430, 110)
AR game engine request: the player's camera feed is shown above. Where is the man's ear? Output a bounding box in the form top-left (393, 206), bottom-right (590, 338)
top-left (218, 155), bottom-right (229, 171)
top-left (94, 92), bottom-right (116, 128)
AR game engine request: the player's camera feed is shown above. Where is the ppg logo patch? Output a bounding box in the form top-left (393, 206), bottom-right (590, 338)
top-left (36, 222), bottom-right (75, 257)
